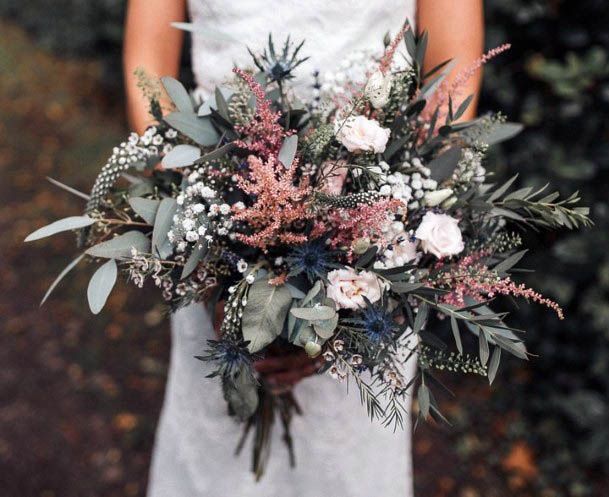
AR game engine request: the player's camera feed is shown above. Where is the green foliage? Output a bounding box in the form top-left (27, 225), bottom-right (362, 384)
top-left (482, 0), bottom-right (609, 492)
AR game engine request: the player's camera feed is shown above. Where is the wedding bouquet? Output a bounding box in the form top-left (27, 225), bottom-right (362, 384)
top-left (26, 25), bottom-right (590, 477)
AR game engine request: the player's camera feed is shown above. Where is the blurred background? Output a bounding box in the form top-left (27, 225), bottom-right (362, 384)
top-left (1, 1), bottom-right (608, 496)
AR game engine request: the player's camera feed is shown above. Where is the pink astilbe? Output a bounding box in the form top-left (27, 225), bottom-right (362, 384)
top-left (430, 254), bottom-right (564, 320)
top-left (232, 67), bottom-right (288, 159)
top-left (325, 199), bottom-right (405, 260)
top-left (421, 44), bottom-right (511, 123)
top-left (232, 155), bottom-right (312, 251)
top-left (378, 23), bottom-right (410, 74)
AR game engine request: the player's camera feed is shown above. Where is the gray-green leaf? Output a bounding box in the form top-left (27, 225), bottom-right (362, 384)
top-left (242, 281), bottom-right (293, 353)
top-left (161, 76), bottom-right (194, 113)
top-left (86, 231), bottom-right (150, 259)
top-left (152, 198), bottom-right (177, 257)
top-left (164, 112), bottom-right (220, 146)
top-left (41, 254), bottom-right (84, 306)
top-left (87, 259), bottom-right (117, 314)
top-left (181, 243), bottom-right (207, 280)
top-left (290, 305), bottom-right (336, 321)
top-left (278, 135), bottom-right (298, 168)
top-left (161, 144), bottom-right (201, 169)
top-left (25, 216), bottom-right (95, 242)
top-left (128, 197), bottom-right (160, 225)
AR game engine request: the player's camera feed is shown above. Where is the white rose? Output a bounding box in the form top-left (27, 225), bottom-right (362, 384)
top-left (415, 212), bottom-right (465, 259)
top-left (423, 188), bottom-right (454, 207)
top-left (327, 268), bottom-right (387, 310)
top-left (336, 116), bottom-right (391, 153)
top-left (364, 71), bottom-right (393, 109)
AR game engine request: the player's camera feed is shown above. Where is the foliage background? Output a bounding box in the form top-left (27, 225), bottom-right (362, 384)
top-left (0, 1), bottom-right (607, 496)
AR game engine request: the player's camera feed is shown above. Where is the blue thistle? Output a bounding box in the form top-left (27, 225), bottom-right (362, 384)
top-left (359, 304), bottom-right (395, 343)
top-left (286, 239), bottom-right (341, 282)
top-left (248, 35), bottom-right (310, 83)
top-left (197, 339), bottom-right (256, 381)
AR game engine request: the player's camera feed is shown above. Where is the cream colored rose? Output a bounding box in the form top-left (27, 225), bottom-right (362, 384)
top-left (326, 268), bottom-right (387, 310)
top-left (415, 212), bottom-right (464, 259)
top-left (364, 70), bottom-right (393, 109)
top-left (336, 116), bottom-right (391, 153)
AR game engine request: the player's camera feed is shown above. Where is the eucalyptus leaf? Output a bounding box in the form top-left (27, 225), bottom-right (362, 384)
top-left (128, 197), bottom-right (160, 225)
top-left (164, 112), bottom-right (220, 146)
top-left (290, 305), bottom-right (336, 321)
top-left (152, 198), bottom-right (177, 257)
top-left (170, 22), bottom-right (239, 43)
top-left (86, 231), bottom-right (150, 259)
top-left (242, 281), bottom-right (292, 352)
top-left (450, 315), bottom-right (463, 355)
top-left (161, 76), bottom-right (194, 113)
top-left (278, 135), bottom-right (298, 168)
top-left (87, 259), bottom-right (117, 315)
top-left (161, 144), bottom-right (201, 169)
top-left (25, 216), bottom-right (95, 242)
top-left (313, 313), bottom-right (339, 339)
top-left (181, 243), bottom-right (207, 280)
top-left (46, 177), bottom-right (89, 200)
top-left (40, 254), bottom-right (85, 306)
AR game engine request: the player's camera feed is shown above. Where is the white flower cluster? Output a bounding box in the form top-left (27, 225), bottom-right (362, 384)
top-left (168, 167), bottom-right (240, 252)
top-left (319, 50), bottom-right (378, 98)
top-left (375, 158), bottom-right (439, 210)
top-left (375, 221), bottom-right (420, 270)
top-left (86, 126), bottom-right (177, 212)
top-left (453, 147), bottom-right (487, 186)
top-left (134, 126), bottom-right (176, 157)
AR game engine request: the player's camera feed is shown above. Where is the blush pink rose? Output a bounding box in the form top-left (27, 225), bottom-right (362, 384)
top-left (327, 268), bottom-right (387, 310)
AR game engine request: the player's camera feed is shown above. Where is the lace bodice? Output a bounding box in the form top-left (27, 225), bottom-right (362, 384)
top-left (187, 0), bottom-right (415, 94)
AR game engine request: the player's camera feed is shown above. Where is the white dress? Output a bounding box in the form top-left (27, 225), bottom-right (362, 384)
top-left (147, 2), bottom-right (417, 496)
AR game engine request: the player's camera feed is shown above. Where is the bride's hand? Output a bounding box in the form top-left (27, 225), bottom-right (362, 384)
top-left (254, 351), bottom-right (323, 393)
top-left (214, 301), bottom-right (323, 393)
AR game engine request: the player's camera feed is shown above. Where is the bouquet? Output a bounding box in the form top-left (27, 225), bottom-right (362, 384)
top-left (26, 24), bottom-right (591, 478)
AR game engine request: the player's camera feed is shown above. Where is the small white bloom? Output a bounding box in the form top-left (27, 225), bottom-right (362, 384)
top-left (185, 231), bottom-right (199, 242)
top-left (219, 203), bottom-right (231, 215)
top-left (245, 274), bottom-right (255, 284)
top-left (379, 184), bottom-right (392, 196)
top-left (182, 218), bottom-right (195, 231)
top-left (197, 225), bottom-right (207, 236)
top-left (237, 260), bottom-right (248, 273)
top-left (233, 201), bottom-right (245, 210)
top-left (192, 203), bottom-right (205, 214)
top-left (415, 212), bottom-right (464, 259)
top-left (176, 194), bottom-right (185, 206)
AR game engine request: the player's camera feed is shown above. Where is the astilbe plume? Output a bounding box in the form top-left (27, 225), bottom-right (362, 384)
top-left (422, 44), bottom-right (512, 123)
top-left (325, 199), bottom-right (404, 259)
top-left (232, 67), bottom-right (288, 159)
top-left (378, 23), bottom-right (410, 74)
top-left (232, 155), bottom-right (312, 250)
top-left (429, 252), bottom-right (564, 319)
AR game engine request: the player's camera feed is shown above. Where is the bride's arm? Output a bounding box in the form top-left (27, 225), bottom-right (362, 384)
top-left (123, 0), bottom-right (187, 134)
top-left (417, 0), bottom-right (484, 120)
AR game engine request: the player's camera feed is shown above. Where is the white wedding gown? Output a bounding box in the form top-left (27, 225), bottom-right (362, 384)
top-left (147, 2), bottom-right (417, 496)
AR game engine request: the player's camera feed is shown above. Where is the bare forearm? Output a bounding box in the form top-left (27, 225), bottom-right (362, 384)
top-left (417, 0), bottom-right (484, 120)
top-left (123, 0), bottom-right (187, 133)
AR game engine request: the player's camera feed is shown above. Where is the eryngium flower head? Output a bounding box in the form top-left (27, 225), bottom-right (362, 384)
top-left (197, 339), bottom-right (256, 381)
top-left (286, 238), bottom-right (340, 282)
top-left (248, 35), bottom-right (310, 83)
top-left (359, 303), bottom-right (395, 343)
